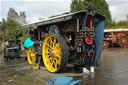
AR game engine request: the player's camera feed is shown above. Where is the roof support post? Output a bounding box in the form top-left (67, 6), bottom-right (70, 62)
top-left (77, 17), bottom-right (79, 32)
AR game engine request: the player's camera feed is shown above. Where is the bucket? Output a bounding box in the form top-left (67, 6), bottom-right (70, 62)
top-left (31, 64), bottom-right (39, 70)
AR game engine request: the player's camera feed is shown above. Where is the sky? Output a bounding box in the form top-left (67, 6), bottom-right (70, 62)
top-left (0, 0), bottom-right (128, 24)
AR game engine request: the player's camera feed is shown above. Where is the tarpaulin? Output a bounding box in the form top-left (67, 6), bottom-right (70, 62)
top-left (24, 38), bottom-right (35, 48)
top-left (46, 76), bottom-right (81, 85)
top-left (94, 20), bottom-right (105, 66)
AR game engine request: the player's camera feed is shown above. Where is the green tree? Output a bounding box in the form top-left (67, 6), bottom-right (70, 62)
top-left (18, 28), bottom-right (30, 43)
top-left (0, 21), bottom-right (3, 43)
top-left (1, 8), bottom-right (29, 44)
top-left (6, 8), bottom-right (20, 40)
top-left (18, 11), bottom-right (30, 43)
top-left (6, 8), bottom-right (28, 41)
top-left (70, 0), bottom-right (112, 27)
top-left (19, 11), bottom-right (27, 24)
top-left (70, 0), bottom-right (85, 13)
top-left (0, 18), bottom-right (6, 48)
top-left (0, 19), bottom-right (6, 32)
top-left (0, 21), bottom-right (2, 33)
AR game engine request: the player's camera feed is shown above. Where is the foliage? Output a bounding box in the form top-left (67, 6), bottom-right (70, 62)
top-left (6, 8), bottom-right (20, 40)
top-left (0, 22), bottom-right (2, 42)
top-left (5, 8), bottom-right (29, 44)
top-left (0, 19), bottom-right (6, 44)
top-left (115, 21), bottom-right (128, 27)
top-left (6, 20), bottom-right (21, 40)
top-left (18, 28), bottom-right (30, 44)
top-left (70, 0), bottom-right (85, 12)
top-left (106, 20), bottom-right (128, 35)
top-left (70, 0), bottom-right (112, 27)
top-left (106, 20), bottom-right (128, 29)
top-left (19, 11), bottom-right (27, 25)
top-left (0, 33), bottom-right (2, 42)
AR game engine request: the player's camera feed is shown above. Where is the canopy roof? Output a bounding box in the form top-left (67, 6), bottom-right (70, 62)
top-left (22, 10), bottom-right (105, 28)
top-left (104, 28), bottom-right (128, 32)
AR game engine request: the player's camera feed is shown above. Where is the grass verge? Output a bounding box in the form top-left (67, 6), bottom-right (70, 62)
top-left (0, 65), bottom-right (45, 85)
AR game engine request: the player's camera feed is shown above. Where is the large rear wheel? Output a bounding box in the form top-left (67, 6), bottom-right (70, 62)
top-left (42, 34), bottom-right (68, 73)
top-left (27, 47), bottom-right (37, 64)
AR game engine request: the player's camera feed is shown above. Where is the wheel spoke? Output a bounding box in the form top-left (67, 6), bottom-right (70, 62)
top-left (31, 54), bottom-right (35, 57)
top-left (56, 48), bottom-right (60, 52)
top-left (55, 43), bottom-right (59, 49)
top-left (32, 57), bottom-right (35, 63)
top-left (31, 48), bottom-right (34, 52)
top-left (54, 60), bottom-right (57, 68)
top-left (49, 37), bottom-right (53, 43)
top-left (45, 51), bottom-right (50, 55)
top-left (55, 57), bottom-right (60, 65)
top-left (53, 38), bottom-right (56, 48)
top-left (49, 38), bottom-right (54, 47)
top-left (46, 43), bottom-right (53, 49)
top-left (55, 52), bottom-right (61, 58)
top-left (51, 58), bottom-right (55, 66)
top-left (50, 57), bottom-right (53, 62)
top-left (55, 49), bottom-right (61, 56)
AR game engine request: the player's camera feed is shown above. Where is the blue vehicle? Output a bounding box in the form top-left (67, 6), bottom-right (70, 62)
top-left (22, 7), bottom-right (105, 73)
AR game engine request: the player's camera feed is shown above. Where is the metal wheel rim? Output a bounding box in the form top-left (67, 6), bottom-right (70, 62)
top-left (118, 36), bottom-right (128, 47)
top-left (27, 47), bottom-right (36, 64)
top-left (42, 34), bottom-right (61, 72)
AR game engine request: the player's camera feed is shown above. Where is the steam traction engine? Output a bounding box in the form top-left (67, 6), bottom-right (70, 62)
top-left (103, 29), bottom-right (128, 48)
top-left (23, 8), bottom-right (105, 73)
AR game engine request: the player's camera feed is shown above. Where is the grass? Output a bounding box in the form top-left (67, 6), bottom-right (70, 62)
top-left (0, 65), bottom-right (46, 85)
top-left (0, 41), bottom-right (4, 55)
top-left (0, 45), bottom-right (3, 55)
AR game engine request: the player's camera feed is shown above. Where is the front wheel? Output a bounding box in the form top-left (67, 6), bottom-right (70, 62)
top-left (42, 34), bottom-right (68, 73)
top-left (27, 47), bottom-right (37, 64)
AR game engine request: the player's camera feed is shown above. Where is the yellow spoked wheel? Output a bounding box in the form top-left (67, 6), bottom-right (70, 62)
top-left (27, 47), bottom-right (37, 64)
top-left (42, 34), bottom-right (68, 73)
